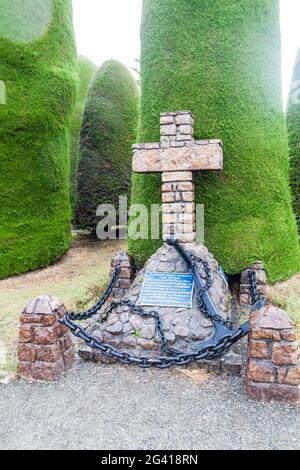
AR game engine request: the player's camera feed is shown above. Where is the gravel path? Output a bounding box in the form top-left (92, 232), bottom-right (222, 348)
top-left (0, 362), bottom-right (299, 450)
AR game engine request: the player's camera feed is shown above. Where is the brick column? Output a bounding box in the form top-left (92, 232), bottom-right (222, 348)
top-left (17, 296), bottom-right (74, 382)
top-left (246, 304), bottom-right (300, 403)
top-left (110, 252), bottom-right (136, 300)
top-left (240, 261), bottom-right (267, 306)
top-left (160, 111), bottom-right (196, 246)
top-left (162, 171), bottom-right (196, 245)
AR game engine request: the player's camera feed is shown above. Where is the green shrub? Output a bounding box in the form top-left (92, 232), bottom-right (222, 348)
top-left (70, 55), bottom-right (96, 209)
top-left (74, 60), bottom-right (139, 232)
top-left (129, 0), bottom-right (300, 282)
top-left (287, 48), bottom-right (300, 230)
top-left (0, 0), bottom-right (77, 278)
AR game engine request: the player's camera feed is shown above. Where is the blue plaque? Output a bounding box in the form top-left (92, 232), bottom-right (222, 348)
top-left (137, 272), bottom-right (194, 308)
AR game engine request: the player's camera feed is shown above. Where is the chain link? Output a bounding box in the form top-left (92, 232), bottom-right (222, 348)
top-left (67, 267), bottom-right (121, 321)
top-left (191, 254), bottom-right (233, 328)
top-left (63, 311), bottom-right (245, 369)
top-left (249, 271), bottom-right (260, 306)
top-left (61, 257), bottom-right (261, 369)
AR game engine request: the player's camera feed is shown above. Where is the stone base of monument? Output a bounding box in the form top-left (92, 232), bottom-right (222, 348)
top-left (78, 243), bottom-right (243, 374)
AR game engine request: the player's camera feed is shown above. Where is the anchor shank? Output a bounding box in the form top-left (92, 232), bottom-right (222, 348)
top-left (166, 236), bottom-right (223, 320)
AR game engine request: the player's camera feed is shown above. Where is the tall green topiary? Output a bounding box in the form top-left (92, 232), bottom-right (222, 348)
top-left (287, 48), bottom-right (300, 230)
top-left (74, 60), bottom-right (139, 232)
top-left (0, 0), bottom-right (77, 278)
top-left (70, 55), bottom-right (97, 209)
top-left (129, 0), bottom-right (300, 282)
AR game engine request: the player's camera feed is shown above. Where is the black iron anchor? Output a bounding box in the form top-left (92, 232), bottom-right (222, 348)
top-left (166, 236), bottom-right (264, 354)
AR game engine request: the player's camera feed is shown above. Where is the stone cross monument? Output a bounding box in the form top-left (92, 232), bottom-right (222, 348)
top-left (132, 111), bottom-right (223, 246)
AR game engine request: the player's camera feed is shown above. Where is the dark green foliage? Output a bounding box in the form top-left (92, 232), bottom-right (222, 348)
top-left (0, 0), bottom-right (77, 278)
top-left (287, 48), bottom-right (300, 230)
top-left (75, 60), bottom-right (139, 231)
top-left (129, 0), bottom-right (300, 282)
top-left (70, 55), bottom-right (97, 209)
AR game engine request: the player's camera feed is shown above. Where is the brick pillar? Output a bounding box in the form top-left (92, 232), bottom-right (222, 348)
top-left (110, 252), bottom-right (136, 300)
top-left (160, 111), bottom-right (196, 246)
top-left (246, 304), bottom-right (300, 403)
top-left (17, 296), bottom-right (74, 382)
top-left (240, 261), bottom-right (267, 306)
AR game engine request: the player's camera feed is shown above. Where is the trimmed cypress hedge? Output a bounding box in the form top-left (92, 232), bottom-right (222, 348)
top-left (129, 0), bottom-right (300, 282)
top-left (70, 55), bottom-right (97, 209)
top-left (0, 0), bottom-right (77, 278)
top-left (287, 48), bottom-right (300, 230)
top-left (74, 60), bottom-right (139, 232)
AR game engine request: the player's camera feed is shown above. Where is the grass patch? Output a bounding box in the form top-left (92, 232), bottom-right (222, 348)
top-left (268, 273), bottom-right (300, 339)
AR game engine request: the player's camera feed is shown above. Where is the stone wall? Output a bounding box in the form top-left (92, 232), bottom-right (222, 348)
top-left (17, 296), bottom-right (74, 382)
top-left (246, 304), bottom-right (300, 403)
top-left (110, 252), bottom-right (136, 300)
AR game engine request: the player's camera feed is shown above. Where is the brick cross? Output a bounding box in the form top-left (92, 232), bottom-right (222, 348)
top-left (132, 111), bottom-right (223, 246)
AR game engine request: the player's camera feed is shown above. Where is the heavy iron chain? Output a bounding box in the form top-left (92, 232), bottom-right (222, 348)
top-left (191, 254), bottom-right (234, 329)
top-left (61, 261), bottom-right (260, 369)
top-left (249, 270), bottom-right (260, 306)
top-left (67, 267), bottom-right (121, 321)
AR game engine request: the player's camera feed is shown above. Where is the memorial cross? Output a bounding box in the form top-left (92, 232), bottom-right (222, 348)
top-left (132, 111), bottom-right (223, 246)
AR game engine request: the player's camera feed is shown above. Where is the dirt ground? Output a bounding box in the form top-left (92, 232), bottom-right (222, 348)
top-left (0, 236), bottom-right (127, 372)
top-left (1, 364), bottom-right (299, 450)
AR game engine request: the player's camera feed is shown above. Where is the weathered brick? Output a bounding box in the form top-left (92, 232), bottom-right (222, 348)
top-left (281, 330), bottom-right (296, 342)
top-left (160, 124), bottom-right (176, 136)
top-left (179, 124), bottom-right (193, 135)
top-left (17, 362), bottom-right (33, 380)
top-left (246, 382), bottom-right (299, 403)
top-left (249, 341), bottom-right (270, 360)
top-left (239, 294), bottom-right (250, 305)
top-left (112, 288), bottom-right (124, 298)
top-left (18, 344), bottom-right (36, 362)
top-left (277, 366), bottom-right (300, 386)
top-left (119, 268), bottom-right (131, 279)
top-left (33, 325), bottom-right (60, 346)
top-left (258, 305), bottom-right (293, 330)
top-left (41, 315), bottom-right (57, 327)
top-left (59, 323), bottom-right (69, 337)
top-left (115, 279), bottom-right (131, 290)
top-left (64, 334), bottom-right (73, 351)
top-left (162, 171), bottom-right (193, 182)
top-left (19, 325), bottom-right (32, 343)
top-left (33, 358), bottom-right (64, 382)
top-left (178, 232), bottom-right (196, 243)
top-left (175, 113), bottom-right (194, 126)
top-left (162, 191), bottom-right (194, 203)
top-left (248, 362), bottom-right (275, 383)
top-left (252, 329), bottom-right (280, 341)
top-left (162, 182), bottom-right (194, 193)
top-left (36, 344), bottom-right (62, 363)
top-left (56, 305), bottom-right (67, 320)
top-left (20, 314), bottom-right (42, 325)
top-left (34, 299), bottom-right (52, 315)
top-left (160, 115), bottom-right (174, 125)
